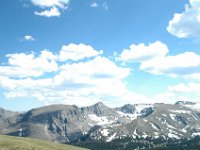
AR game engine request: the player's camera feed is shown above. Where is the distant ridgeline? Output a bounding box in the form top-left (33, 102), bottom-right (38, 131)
top-left (1, 101), bottom-right (200, 149)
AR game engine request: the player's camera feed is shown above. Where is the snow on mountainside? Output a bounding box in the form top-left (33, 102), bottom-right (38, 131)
top-left (88, 103), bottom-right (200, 142)
top-left (176, 101), bottom-right (200, 111)
top-left (115, 104), bottom-right (155, 120)
top-left (1, 101), bottom-right (200, 144)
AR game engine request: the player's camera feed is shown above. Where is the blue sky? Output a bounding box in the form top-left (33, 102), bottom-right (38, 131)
top-left (1, 0), bottom-right (200, 111)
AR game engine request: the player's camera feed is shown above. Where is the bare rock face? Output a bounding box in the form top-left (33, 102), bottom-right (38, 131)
top-left (1, 101), bottom-right (200, 144)
top-left (0, 107), bottom-right (19, 132)
top-left (115, 104), bottom-right (136, 114)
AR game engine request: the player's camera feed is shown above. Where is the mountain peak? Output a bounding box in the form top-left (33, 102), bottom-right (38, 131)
top-left (92, 102), bottom-right (110, 111)
top-left (81, 102), bottom-right (114, 116)
top-left (94, 102), bottom-right (105, 107)
top-left (118, 104), bottom-right (135, 114)
top-left (175, 101), bottom-right (196, 105)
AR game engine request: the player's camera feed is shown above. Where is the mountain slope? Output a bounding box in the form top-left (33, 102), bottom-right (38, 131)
top-left (89, 103), bottom-right (200, 142)
top-left (1, 101), bottom-right (200, 148)
top-left (0, 107), bottom-right (19, 132)
top-left (0, 135), bottom-right (88, 150)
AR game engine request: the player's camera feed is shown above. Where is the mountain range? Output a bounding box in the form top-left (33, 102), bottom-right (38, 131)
top-left (1, 101), bottom-right (200, 149)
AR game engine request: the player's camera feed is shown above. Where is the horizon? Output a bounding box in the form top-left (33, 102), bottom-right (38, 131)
top-left (1, 0), bottom-right (200, 111)
top-left (1, 100), bottom-right (193, 112)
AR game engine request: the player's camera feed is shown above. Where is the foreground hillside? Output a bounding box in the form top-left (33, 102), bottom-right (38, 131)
top-left (0, 135), bottom-right (88, 150)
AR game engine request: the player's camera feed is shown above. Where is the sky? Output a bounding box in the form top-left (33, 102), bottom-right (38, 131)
top-left (1, 0), bottom-right (200, 111)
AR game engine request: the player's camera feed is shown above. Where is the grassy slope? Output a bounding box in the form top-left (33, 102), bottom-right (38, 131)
top-left (0, 135), bottom-right (88, 150)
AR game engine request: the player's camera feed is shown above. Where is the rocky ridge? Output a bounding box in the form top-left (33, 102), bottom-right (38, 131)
top-left (1, 101), bottom-right (200, 145)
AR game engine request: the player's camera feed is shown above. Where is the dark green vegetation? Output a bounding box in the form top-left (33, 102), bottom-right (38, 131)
top-left (0, 135), bottom-right (88, 150)
top-left (74, 136), bottom-right (200, 150)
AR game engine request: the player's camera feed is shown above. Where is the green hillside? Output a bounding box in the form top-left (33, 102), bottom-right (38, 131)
top-left (0, 135), bottom-right (89, 150)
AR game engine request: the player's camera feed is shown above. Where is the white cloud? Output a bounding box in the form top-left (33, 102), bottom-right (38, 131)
top-left (24, 35), bottom-right (35, 41)
top-left (3, 42), bottom-right (199, 106)
top-left (0, 43), bottom-right (148, 107)
top-left (166, 82), bottom-right (200, 104)
top-left (20, 35), bottom-right (35, 41)
top-left (30, 0), bottom-right (69, 17)
top-left (118, 41), bottom-right (200, 79)
top-left (90, 2), bottom-right (98, 8)
top-left (51, 56), bottom-right (131, 105)
top-left (168, 82), bottom-right (200, 93)
top-left (119, 41), bottom-right (169, 62)
top-left (153, 92), bottom-right (190, 104)
top-left (31, 0), bottom-right (69, 8)
top-left (59, 43), bottom-right (103, 61)
top-left (58, 56), bottom-right (130, 81)
top-left (140, 52), bottom-right (200, 76)
top-left (167, 0), bottom-right (200, 38)
top-left (185, 73), bottom-right (200, 80)
top-left (35, 7), bottom-right (60, 17)
top-left (0, 50), bottom-right (58, 78)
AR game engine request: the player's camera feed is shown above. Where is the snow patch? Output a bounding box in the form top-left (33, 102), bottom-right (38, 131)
top-left (132, 128), bottom-right (139, 139)
top-left (166, 122), bottom-right (176, 129)
top-left (134, 104), bottom-right (154, 114)
top-left (170, 110), bottom-right (191, 114)
top-left (181, 128), bottom-right (187, 133)
top-left (149, 122), bottom-right (159, 131)
top-left (192, 132), bottom-right (200, 136)
top-left (88, 114), bottom-right (114, 126)
top-left (143, 119), bottom-right (148, 122)
top-left (117, 104), bottom-right (154, 120)
top-left (141, 132), bottom-right (148, 138)
top-left (101, 129), bottom-right (110, 137)
top-left (168, 133), bottom-right (180, 139)
top-left (106, 133), bottom-right (117, 142)
top-left (117, 111), bottom-right (136, 120)
top-left (162, 120), bottom-right (176, 129)
top-left (169, 114), bottom-right (176, 121)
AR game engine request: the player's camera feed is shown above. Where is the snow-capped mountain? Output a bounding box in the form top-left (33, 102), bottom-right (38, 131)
top-left (1, 101), bottom-right (200, 146)
top-left (176, 101), bottom-right (200, 111)
top-left (90, 103), bottom-right (200, 143)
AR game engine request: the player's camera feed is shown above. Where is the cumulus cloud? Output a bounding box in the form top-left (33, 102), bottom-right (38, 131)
top-left (153, 92), bottom-right (190, 104)
top-left (30, 0), bottom-right (69, 17)
top-left (168, 82), bottom-right (200, 93)
top-left (167, 82), bottom-right (200, 103)
top-left (59, 43), bottom-right (103, 61)
top-left (0, 43), bottom-right (148, 107)
top-left (118, 41), bottom-right (200, 79)
top-left (119, 41), bottom-right (169, 62)
top-left (19, 35), bottom-right (35, 41)
top-left (167, 0), bottom-right (200, 38)
top-left (3, 41), bottom-right (199, 106)
top-left (31, 0), bottom-right (69, 8)
top-left (0, 50), bottom-right (58, 78)
top-left (140, 52), bottom-right (200, 76)
top-left (35, 7), bottom-right (60, 17)
top-left (58, 56), bottom-right (130, 81)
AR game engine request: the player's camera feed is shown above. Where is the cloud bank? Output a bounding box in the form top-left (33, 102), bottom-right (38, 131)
top-left (0, 43), bottom-right (147, 107)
